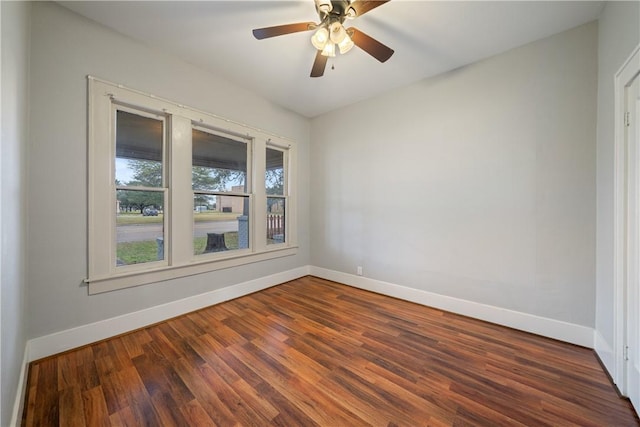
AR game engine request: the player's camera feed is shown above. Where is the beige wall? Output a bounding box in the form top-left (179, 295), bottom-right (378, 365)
top-left (311, 22), bottom-right (598, 326)
top-left (26, 2), bottom-right (310, 338)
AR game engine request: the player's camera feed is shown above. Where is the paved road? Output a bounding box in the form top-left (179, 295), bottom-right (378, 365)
top-left (117, 220), bottom-right (238, 243)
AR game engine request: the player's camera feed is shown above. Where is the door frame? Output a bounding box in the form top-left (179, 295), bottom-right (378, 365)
top-left (614, 43), bottom-right (640, 395)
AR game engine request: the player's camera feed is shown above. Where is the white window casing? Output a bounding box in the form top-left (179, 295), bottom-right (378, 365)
top-left (87, 77), bottom-right (297, 294)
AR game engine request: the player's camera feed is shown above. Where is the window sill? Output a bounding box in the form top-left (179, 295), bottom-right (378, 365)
top-left (87, 245), bottom-right (298, 294)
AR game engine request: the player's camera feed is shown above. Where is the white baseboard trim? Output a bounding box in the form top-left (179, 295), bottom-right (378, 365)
top-left (13, 265), bottom-right (605, 424)
top-left (27, 266), bottom-right (310, 362)
top-left (594, 330), bottom-right (616, 382)
top-left (309, 266), bottom-right (594, 348)
top-left (19, 263), bottom-right (600, 422)
top-left (10, 342), bottom-right (30, 427)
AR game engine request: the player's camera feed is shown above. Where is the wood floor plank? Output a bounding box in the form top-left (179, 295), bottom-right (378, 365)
top-left (33, 358), bottom-right (60, 425)
top-left (172, 359), bottom-right (241, 427)
top-left (81, 386), bottom-right (110, 427)
top-left (23, 276), bottom-right (640, 426)
top-left (107, 406), bottom-right (143, 427)
top-left (178, 399), bottom-right (217, 427)
top-left (58, 387), bottom-right (85, 427)
top-left (228, 378), bottom-right (281, 421)
top-left (148, 391), bottom-right (190, 427)
top-left (198, 361), bottom-right (275, 426)
top-left (23, 365), bottom-right (39, 427)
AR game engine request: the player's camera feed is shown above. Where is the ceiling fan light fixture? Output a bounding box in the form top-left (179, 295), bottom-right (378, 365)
top-left (251, 0), bottom-right (394, 78)
top-left (321, 42), bottom-right (336, 57)
top-left (338, 34), bottom-right (354, 54)
top-left (311, 27), bottom-right (329, 50)
top-left (316, 0), bottom-right (333, 14)
top-left (329, 21), bottom-right (347, 44)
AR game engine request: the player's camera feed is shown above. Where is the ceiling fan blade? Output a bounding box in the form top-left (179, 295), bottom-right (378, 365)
top-left (252, 22), bottom-right (317, 40)
top-left (310, 50), bottom-right (328, 77)
top-left (348, 28), bottom-right (394, 63)
top-left (348, 0), bottom-right (390, 17)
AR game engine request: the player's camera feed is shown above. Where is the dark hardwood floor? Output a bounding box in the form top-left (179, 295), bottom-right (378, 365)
top-left (23, 276), bottom-right (639, 426)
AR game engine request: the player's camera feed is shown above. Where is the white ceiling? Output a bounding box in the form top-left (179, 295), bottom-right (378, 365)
top-left (59, 1), bottom-right (604, 118)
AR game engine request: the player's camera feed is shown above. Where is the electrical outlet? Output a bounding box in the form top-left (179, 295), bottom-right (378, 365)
top-left (357, 266), bottom-right (363, 276)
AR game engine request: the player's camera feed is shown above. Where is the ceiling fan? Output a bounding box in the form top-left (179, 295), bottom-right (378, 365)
top-left (252, 0), bottom-right (394, 78)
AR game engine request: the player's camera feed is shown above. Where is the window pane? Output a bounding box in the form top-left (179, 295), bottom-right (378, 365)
top-left (116, 110), bottom-right (163, 187)
top-left (192, 128), bottom-right (247, 192)
top-left (267, 197), bottom-right (285, 245)
top-left (266, 148), bottom-right (284, 195)
top-left (194, 194), bottom-right (249, 255)
top-left (116, 189), bottom-right (164, 266)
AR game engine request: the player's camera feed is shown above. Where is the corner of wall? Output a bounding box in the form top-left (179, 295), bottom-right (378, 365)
top-left (9, 344), bottom-right (30, 427)
top-left (1, 1), bottom-right (32, 425)
top-left (594, 328), bottom-right (615, 379)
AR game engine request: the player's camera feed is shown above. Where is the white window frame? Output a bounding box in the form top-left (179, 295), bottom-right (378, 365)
top-left (87, 77), bottom-right (297, 294)
top-left (191, 123), bottom-right (253, 259)
top-left (266, 142), bottom-right (291, 247)
top-left (112, 105), bottom-right (169, 273)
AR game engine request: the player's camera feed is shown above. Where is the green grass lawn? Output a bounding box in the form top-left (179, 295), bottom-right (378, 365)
top-left (116, 240), bottom-right (159, 265)
top-left (117, 232), bottom-right (240, 265)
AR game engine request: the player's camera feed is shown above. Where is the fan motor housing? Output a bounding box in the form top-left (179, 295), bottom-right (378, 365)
top-left (316, 0), bottom-right (351, 20)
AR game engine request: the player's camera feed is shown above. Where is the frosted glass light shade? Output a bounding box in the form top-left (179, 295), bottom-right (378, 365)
top-left (329, 21), bottom-right (347, 44)
top-left (338, 35), bottom-right (354, 54)
top-left (321, 43), bottom-right (335, 57)
top-left (311, 27), bottom-right (329, 50)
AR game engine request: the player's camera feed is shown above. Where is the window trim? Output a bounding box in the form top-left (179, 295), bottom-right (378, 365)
top-left (191, 123), bottom-right (253, 258)
top-left (265, 142), bottom-right (289, 247)
top-left (113, 105), bottom-right (170, 272)
top-left (87, 76), bottom-right (298, 294)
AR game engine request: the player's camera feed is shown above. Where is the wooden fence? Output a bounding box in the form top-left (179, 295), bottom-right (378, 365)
top-left (267, 214), bottom-right (284, 239)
